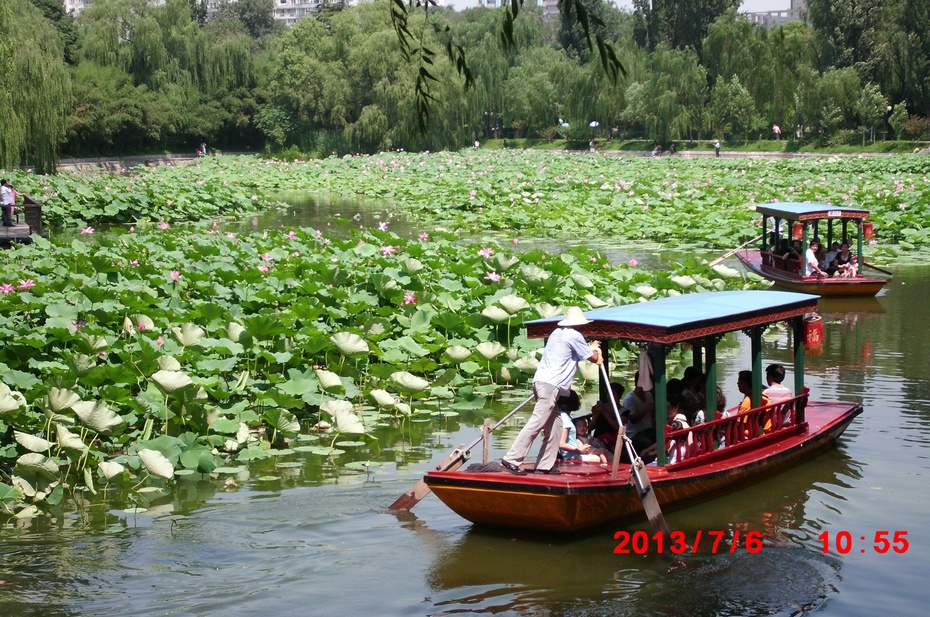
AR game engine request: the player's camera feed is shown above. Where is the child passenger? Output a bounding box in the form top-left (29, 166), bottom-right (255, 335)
top-left (557, 392), bottom-right (609, 465)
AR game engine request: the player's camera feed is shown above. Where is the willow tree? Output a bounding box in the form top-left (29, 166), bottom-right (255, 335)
top-left (0, 0), bottom-right (22, 169)
top-left (3, 0), bottom-right (71, 173)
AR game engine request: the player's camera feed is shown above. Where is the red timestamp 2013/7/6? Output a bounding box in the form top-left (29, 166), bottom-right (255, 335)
top-left (613, 530), bottom-right (764, 555)
top-left (817, 530), bottom-right (909, 554)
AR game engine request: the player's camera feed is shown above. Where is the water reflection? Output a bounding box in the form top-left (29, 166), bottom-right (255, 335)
top-left (422, 446), bottom-right (858, 615)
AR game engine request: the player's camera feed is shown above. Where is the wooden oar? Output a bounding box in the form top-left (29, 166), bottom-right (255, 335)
top-left (388, 393), bottom-right (535, 511)
top-left (863, 261), bottom-right (893, 276)
top-left (599, 362), bottom-right (671, 541)
top-left (709, 233), bottom-right (765, 267)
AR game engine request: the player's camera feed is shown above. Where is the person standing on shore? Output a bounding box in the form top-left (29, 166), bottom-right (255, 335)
top-left (501, 307), bottom-right (602, 475)
top-left (714, 140), bottom-right (721, 157)
top-left (1, 180), bottom-right (15, 227)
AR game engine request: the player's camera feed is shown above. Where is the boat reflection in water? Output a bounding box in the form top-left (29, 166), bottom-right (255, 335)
top-left (423, 449), bottom-right (859, 616)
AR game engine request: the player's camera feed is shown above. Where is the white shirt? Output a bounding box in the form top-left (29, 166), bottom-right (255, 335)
top-left (533, 327), bottom-right (593, 394)
top-left (763, 382), bottom-right (793, 404)
top-left (622, 390), bottom-right (654, 438)
top-left (805, 247), bottom-right (820, 276)
top-left (0, 185), bottom-right (13, 206)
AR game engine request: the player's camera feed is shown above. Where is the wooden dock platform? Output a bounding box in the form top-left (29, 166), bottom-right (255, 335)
top-left (1, 195), bottom-right (46, 247)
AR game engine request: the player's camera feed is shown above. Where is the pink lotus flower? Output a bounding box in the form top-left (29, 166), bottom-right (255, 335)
top-left (629, 259), bottom-right (638, 267)
top-left (167, 200), bottom-right (174, 207)
top-left (261, 252), bottom-right (273, 262)
top-left (72, 320), bottom-right (87, 329)
top-left (170, 270), bottom-right (181, 282)
top-left (18, 279), bottom-right (35, 290)
top-left (378, 221), bottom-right (389, 231)
top-left (130, 260), bottom-right (139, 267)
top-left (403, 292), bottom-right (417, 305)
top-left (286, 230), bottom-right (297, 239)
top-left (418, 232), bottom-right (430, 242)
top-left (512, 238), bottom-right (520, 246)
top-left (80, 227), bottom-right (94, 235)
top-left (315, 229), bottom-right (323, 238)
top-left (129, 226), bottom-right (135, 232)
top-left (156, 336), bottom-right (164, 346)
top-left (257, 265), bottom-right (269, 273)
top-left (0, 283), bottom-right (14, 294)
top-left (251, 195), bottom-right (259, 201)
top-left (138, 322), bottom-right (146, 331)
top-left (485, 271), bottom-right (501, 282)
top-left (380, 245), bottom-right (397, 256)
top-left (160, 222), bottom-right (170, 230)
top-left (227, 233), bottom-right (237, 240)
top-left (477, 247), bottom-right (495, 258)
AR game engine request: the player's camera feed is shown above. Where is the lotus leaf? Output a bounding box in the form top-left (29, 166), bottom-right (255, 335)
top-left (571, 274), bottom-right (595, 289)
top-left (404, 258), bottom-right (423, 272)
top-left (369, 389), bottom-right (396, 406)
top-left (494, 254), bottom-right (520, 271)
top-left (138, 448), bottom-right (175, 479)
top-left (56, 424), bottom-right (89, 454)
top-left (14, 431), bottom-right (52, 453)
top-left (584, 294), bottom-right (609, 308)
top-left (443, 345), bottom-right (471, 362)
top-left (481, 306), bottom-right (511, 323)
top-left (671, 275), bottom-right (697, 289)
top-left (498, 295), bottom-right (530, 315)
top-left (69, 354), bottom-right (96, 377)
top-left (314, 369), bottom-right (344, 392)
top-left (331, 332), bottom-right (369, 356)
top-left (227, 322), bottom-right (246, 341)
top-left (636, 285), bottom-right (658, 298)
top-left (157, 356), bottom-right (183, 371)
top-left (393, 402), bottom-right (411, 415)
top-left (122, 316), bottom-right (136, 337)
top-left (712, 264), bottom-right (741, 279)
top-left (172, 323), bottom-right (205, 346)
top-left (98, 461), bottom-right (126, 480)
top-left (390, 371), bottom-right (430, 393)
top-left (43, 387), bottom-right (81, 413)
top-left (0, 483), bottom-right (25, 503)
top-left (534, 303), bottom-right (562, 318)
top-left (577, 361), bottom-right (599, 382)
top-left (476, 341), bottom-right (506, 360)
top-left (512, 356), bottom-right (539, 372)
top-left (522, 265), bottom-right (550, 281)
top-left (132, 314), bottom-right (157, 332)
top-left (152, 369), bottom-right (194, 393)
top-left (14, 453), bottom-right (59, 481)
top-left (73, 400), bottom-right (124, 434)
top-left (321, 400), bottom-right (365, 434)
top-left (0, 387), bottom-right (25, 416)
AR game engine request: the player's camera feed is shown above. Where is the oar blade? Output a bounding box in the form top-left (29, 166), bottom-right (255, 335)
top-left (388, 448), bottom-right (467, 511)
top-left (635, 468), bottom-right (671, 538)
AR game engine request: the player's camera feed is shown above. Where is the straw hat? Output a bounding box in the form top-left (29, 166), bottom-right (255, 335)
top-left (557, 306), bottom-right (591, 327)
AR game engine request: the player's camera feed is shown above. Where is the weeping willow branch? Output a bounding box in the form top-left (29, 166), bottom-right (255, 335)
top-left (390, 0), bottom-right (624, 131)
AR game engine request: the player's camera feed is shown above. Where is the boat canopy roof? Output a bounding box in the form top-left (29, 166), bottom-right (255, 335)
top-left (754, 202), bottom-right (870, 222)
top-left (525, 290), bottom-right (819, 344)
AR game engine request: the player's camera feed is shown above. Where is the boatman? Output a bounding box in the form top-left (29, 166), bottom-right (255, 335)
top-left (501, 307), bottom-right (602, 475)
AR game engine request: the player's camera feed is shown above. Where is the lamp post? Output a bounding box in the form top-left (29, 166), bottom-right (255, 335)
top-left (885, 105), bottom-right (892, 141)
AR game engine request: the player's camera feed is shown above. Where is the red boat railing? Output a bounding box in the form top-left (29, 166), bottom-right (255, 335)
top-left (664, 391), bottom-right (810, 467)
top-left (762, 251), bottom-right (801, 274)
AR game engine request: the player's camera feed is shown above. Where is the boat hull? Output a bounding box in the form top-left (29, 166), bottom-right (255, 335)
top-left (424, 401), bottom-right (860, 534)
top-left (735, 249), bottom-right (886, 296)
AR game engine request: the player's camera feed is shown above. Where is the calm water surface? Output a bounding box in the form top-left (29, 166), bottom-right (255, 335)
top-left (1, 205), bottom-right (928, 616)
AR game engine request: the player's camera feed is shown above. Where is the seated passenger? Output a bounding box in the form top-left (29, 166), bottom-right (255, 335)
top-left (784, 239), bottom-right (802, 259)
top-left (590, 382), bottom-right (624, 452)
top-left (642, 386), bottom-right (696, 464)
top-left (572, 416), bottom-right (609, 465)
top-left (713, 386), bottom-right (730, 448)
top-left (834, 242), bottom-right (858, 277)
top-left (805, 240), bottom-right (828, 277)
top-left (557, 391), bottom-right (607, 464)
top-left (623, 371), bottom-right (656, 456)
top-left (737, 369), bottom-right (768, 439)
top-left (762, 363), bottom-right (793, 432)
top-left (823, 242), bottom-right (840, 276)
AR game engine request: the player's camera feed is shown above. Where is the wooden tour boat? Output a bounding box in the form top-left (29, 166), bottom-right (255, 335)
top-left (0, 194), bottom-right (47, 247)
top-left (733, 202), bottom-right (888, 297)
top-left (417, 290), bottom-right (861, 534)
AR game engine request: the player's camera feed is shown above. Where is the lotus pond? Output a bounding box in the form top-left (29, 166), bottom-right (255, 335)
top-left (0, 150), bottom-right (927, 519)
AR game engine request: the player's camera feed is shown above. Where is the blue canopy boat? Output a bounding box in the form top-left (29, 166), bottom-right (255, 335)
top-left (733, 202), bottom-right (888, 296)
top-left (420, 290), bottom-right (861, 534)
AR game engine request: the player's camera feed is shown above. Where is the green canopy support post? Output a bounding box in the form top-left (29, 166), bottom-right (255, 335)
top-left (653, 346), bottom-right (669, 467)
top-left (857, 220), bottom-right (864, 266)
top-left (691, 342), bottom-right (702, 375)
top-left (761, 215), bottom-right (769, 252)
top-left (793, 316), bottom-right (806, 424)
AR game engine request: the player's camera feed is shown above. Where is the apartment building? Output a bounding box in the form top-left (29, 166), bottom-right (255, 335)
top-left (745, 0), bottom-right (808, 27)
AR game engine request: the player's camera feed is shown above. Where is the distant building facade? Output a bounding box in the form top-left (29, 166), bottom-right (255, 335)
top-left (745, 0), bottom-right (808, 27)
